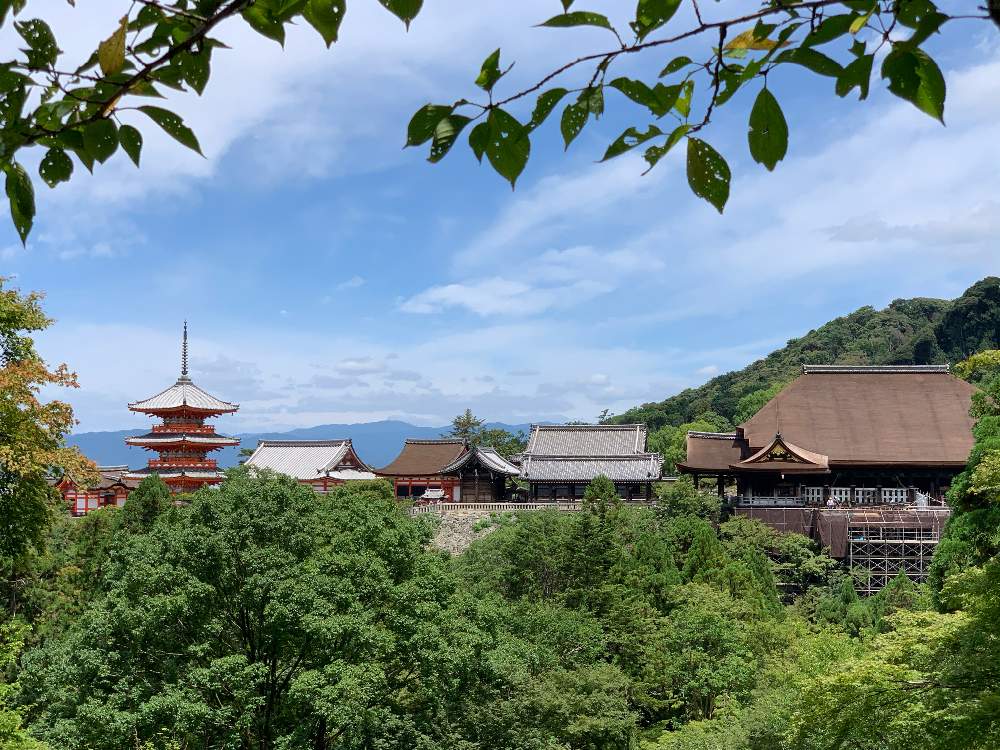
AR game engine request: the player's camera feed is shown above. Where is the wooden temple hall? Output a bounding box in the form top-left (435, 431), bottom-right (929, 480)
top-left (376, 439), bottom-right (520, 502)
top-left (678, 365), bottom-right (976, 591)
top-left (519, 424), bottom-right (663, 501)
top-left (678, 365), bottom-right (976, 505)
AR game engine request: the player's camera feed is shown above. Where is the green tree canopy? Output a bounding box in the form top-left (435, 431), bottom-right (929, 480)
top-left (1, 280), bottom-right (96, 605)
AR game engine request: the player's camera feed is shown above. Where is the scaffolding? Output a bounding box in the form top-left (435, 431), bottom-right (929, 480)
top-left (842, 508), bottom-right (950, 594)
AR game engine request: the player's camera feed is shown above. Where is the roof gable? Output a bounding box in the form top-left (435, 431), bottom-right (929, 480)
top-left (736, 433), bottom-right (830, 473)
top-left (442, 446), bottom-right (520, 476)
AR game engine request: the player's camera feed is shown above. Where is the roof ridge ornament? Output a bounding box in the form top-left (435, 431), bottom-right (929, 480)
top-left (801, 364), bottom-right (951, 374)
top-left (179, 320), bottom-right (191, 382)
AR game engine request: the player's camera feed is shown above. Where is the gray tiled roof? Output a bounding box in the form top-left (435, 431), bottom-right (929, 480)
top-left (525, 424), bottom-right (647, 456)
top-left (244, 440), bottom-right (375, 481)
top-left (125, 432), bottom-right (239, 447)
top-left (129, 376), bottom-right (238, 413)
top-left (521, 454), bottom-right (662, 482)
top-left (441, 446), bottom-right (520, 476)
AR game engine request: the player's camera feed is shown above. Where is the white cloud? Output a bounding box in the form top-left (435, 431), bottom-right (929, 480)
top-left (696, 365), bottom-right (720, 377)
top-left (336, 275), bottom-right (366, 290)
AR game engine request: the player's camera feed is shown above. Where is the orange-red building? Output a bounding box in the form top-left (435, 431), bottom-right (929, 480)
top-left (377, 439), bottom-right (467, 500)
top-left (125, 324), bottom-right (239, 493)
top-left (57, 465), bottom-right (139, 517)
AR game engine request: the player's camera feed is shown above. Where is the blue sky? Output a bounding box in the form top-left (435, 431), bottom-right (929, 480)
top-left (3, 2), bottom-right (998, 433)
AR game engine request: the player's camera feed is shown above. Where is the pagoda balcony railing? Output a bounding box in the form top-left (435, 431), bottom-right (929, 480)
top-left (151, 424), bottom-right (215, 434)
top-left (148, 458), bottom-right (218, 470)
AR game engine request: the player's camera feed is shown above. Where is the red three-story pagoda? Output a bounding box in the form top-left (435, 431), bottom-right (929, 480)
top-left (125, 323), bottom-right (240, 492)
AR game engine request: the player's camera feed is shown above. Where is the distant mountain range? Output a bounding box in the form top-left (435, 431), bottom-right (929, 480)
top-left (68, 420), bottom-right (535, 470)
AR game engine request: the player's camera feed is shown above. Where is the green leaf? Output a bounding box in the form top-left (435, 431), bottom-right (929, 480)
top-left (686, 138), bottom-right (730, 213)
top-left (643, 124), bottom-right (688, 169)
top-left (97, 15), bottom-right (128, 76)
top-left (119, 124), bottom-right (142, 166)
top-left (577, 86), bottom-right (604, 116)
top-left (777, 47), bottom-right (844, 77)
top-left (428, 114), bottom-right (471, 163)
top-left (303, 0), bottom-right (345, 47)
top-left (527, 88), bottom-right (568, 130)
top-left (378, 0), bottom-right (422, 29)
top-left (406, 104), bottom-right (452, 147)
top-left (484, 108), bottom-right (529, 188)
top-left (896, 10), bottom-right (946, 50)
top-left (835, 54), bottom-right (874, 100)
top-left (58, 130), bottom-right (93, 173)
top-left (16, 18), bottom-right (59, 68)
top-left (38, 147), bottom-right (72, 188)
top-left (747, 88), bottom-right (788, 171)
top-left (659, 55), bottom-right (692, 77)
top-left (609, 78), bottom-right (679, 118)
top-left (881, 47), bottom-right (945, 122)
top-left (802, 14), bottom-right (853, 47)
top-left (83, 118), bottom-right (118, 163)
top-left (138, 105), bottom-right (203, 154)
top-left (468, 121), bottom-right (488, 162)
top-left (176, 49), bottom-right (210, 95)
top-left (539, 11), bottom-right (613, 30)
top-left (896, 0), bottom-right (939, 28)
top-left (4, 161), bottom-right (34, 244)
top-left (242, 5), bottom-right (285, 45)
top-left (601, 124), bottom-right (662, 162)
top-left (674, 80), bottom-right (694, 118)
top-left (560, 103), bottom-right (588, 149)
top-left (475, 48), bottom-right (504, 92)
top-left (0, 0), bottom-right (16, 29)
top-left (633, 0), bottom-right (681, 41)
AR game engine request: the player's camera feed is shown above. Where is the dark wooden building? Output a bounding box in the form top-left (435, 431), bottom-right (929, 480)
top-left (678, 365), bottom-right (977, 506)
top-left (519, 424), bottom-right (662, 501)
top-left (678, 365), bottom-right (977, 592)
top-left (377, 439), bottom-right (467, 500)
top-left (441, 446), bottom-right (520, 503)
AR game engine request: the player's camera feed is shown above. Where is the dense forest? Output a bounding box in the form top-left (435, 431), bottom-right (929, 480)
top-left (614, 277), bottom-right (1000, 430)
top-left (3, 447), bottom-right (999, 749)
top-left (2, 281), bottom-right (999, 748)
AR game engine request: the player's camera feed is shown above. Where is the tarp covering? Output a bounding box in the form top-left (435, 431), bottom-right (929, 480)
top-left (736, 507), bottom-right (951, 559)
top-left (734, 507), bottom-right (817, 538)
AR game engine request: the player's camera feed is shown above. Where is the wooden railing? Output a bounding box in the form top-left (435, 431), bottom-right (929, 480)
top-left (411, 501), bottom-right (584, 515)
top-left (148, 458), bottom-right (217, 470)
top-left (151, 424), bottom-right (215, 434)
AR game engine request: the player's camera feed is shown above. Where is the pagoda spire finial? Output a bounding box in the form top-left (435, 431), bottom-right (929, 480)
top-left (181, 321), bottom-right (189, 379)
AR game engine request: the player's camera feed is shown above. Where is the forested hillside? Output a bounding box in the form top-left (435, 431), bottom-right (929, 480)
top-left (615, 277), bottom-right (1000, 430)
